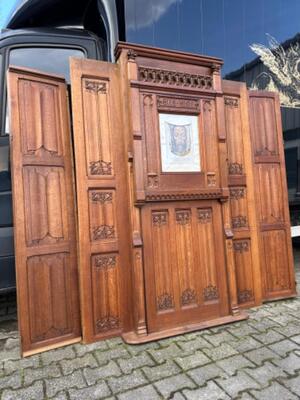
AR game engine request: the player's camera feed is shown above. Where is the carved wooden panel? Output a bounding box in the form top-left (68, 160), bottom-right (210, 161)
top-left (8, 67), bottom-right (81, 355)
top-left (223, 80), bottom-right (262, 307)
top-left (249, 92), bottom-right (296, 300)
top-left (142, 201), bottom-right (229, 332)
top-left (70, 58), bottom-right (131, 342)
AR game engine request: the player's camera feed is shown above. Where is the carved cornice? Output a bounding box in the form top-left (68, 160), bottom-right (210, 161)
top-left (232, 215), bottom-right (248, 229)
top-left (85, 80), bottom-right (107, 93)
top-left (92, 225), bottom-right (115, 240)
top-left (138, 67), bottom-right (213, 90)
top-left (145, 191), bottom-right (222, 202)
top-left (94, 255), bottom-right (116, 270)
top-left (198, 209), bottom-right (212, 224)
top-left (181, 288), bottom-right (197, 306)
top-left (157, 293), bottom-right (174, 311)
top-left (91, 192), bottom-right (113, 203)
top-left (96, 316), bottom-right (120, 332)
top-left (228, 162), bottom-right (243, 175)
top-left (89, 160), bottom-right (112, 175)
top-left (225, 97), bottom-right (239, 107)
top-left (230, 188), bottom-right (245, 200)
top-left (175, 210), bottom-right (191, 225)
top-left (203, 285), bottom-right (219, 301)
top-left (233, 241), bottom-right (249, 253)
top-left (157, 96), bottom-right (200, 112)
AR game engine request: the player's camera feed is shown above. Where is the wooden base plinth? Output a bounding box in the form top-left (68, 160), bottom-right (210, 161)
top-left (122, 312), bottom-right (248, 344)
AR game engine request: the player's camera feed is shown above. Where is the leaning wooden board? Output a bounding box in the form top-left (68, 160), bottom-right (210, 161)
top-left (7, 67), bottom-right (81, 356)
top-left (70, 58), bottom-right (132, 343)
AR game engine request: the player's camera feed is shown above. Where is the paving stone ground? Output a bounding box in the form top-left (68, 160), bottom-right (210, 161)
top-left (0, 253), bottom-right (299, 399)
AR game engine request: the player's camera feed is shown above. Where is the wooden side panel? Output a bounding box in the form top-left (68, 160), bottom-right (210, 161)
top-left (7, 67), bottom-right (81, 355)
top-left (249, 92), bottom-right (296, 300)
top-left (142, 201), bottom-right (229, 333)
top-left (70, 58), bottom-right (131, 342)
top-left (223, 81), bottom-right (262, 307)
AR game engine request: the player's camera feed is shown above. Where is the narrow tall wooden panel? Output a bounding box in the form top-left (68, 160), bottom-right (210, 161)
top-left (70, 58), bottom-right (132, 342)
top-left (7, 67), bottom-right (81, 356)
top-left (223, 81), bottom-right (262, 307)
top-left (248, 91), bottom-right (296, 300)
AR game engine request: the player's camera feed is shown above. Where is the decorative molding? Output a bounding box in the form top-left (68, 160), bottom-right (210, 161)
top-left (207, 173), bottom-right (216, 187)
top-left (203, 100), bottom-right (212, 112)
top-left (233, 240), bottom-right (249, 253)
top-left (211, 63), bottom-right (221, 73)
top-left (143, 94), bottom-right (153, 106)
top-left (224, 97), bottom-right (239, 107)
top-left (152, 212), bottom-right (168, 227)
top-left (157, 293), bottom-right (174, 311)
top-left (175, 210), bottom-right (191, 225)
top-left (145, 191), bottom-right (222, 202)
top-left (256, 148), bottom-right (277, 156)
top-left (203, 285), bottom-right (219, 301)
top-left (238, 289), bottom-right (254, 304)
top-left (228, 162), bottom-right (243, 175)
top-left (85, 80), bottom-right (107, 93)
top-left (181, 288), bottom-right (197, 306)
top-left (127, 49), bottom-right (137, 60)
top-left (138, 67), bottom-right (213, 90)
top-left (157, 96), bottom-right (200, 112)
top-left (94, 254), bottom-right (116, 270)
top-left (96, 316), bottom-right (120, 332)
top-left (92, 225), bottom-right (115, 240)
top-left (232, 215), bottom-right (248, 229)
top-left (89, 160), bottom-right (112, 175)
top-left (198, 209), bottom-right (212, 224)
top-left (91, 191), bottom-right (113, 203)
top-left (230, 188), bottom-right (245, 200)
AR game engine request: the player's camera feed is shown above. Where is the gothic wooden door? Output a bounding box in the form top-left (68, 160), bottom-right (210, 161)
top-left (7, 67), bottom-right (81, 356)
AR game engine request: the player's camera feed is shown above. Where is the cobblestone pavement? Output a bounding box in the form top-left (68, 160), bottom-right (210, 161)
top-left (0, 265), bottom-right (299, 399)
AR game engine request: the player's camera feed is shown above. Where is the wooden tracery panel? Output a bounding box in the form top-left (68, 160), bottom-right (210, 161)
top-left (70, 58), bottom-right (132, 342)
top-left (7, 67), bottom-right (81, 356)
top-left (223, 81), bottom-right (262, 307)
top-left (248, 92), bottom-right (296, 300)
top-left (142, 201), bottom-right (229, 332)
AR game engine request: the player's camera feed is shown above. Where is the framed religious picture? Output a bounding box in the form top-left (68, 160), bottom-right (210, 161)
top-left (159, 113), bottom-right (201, 173)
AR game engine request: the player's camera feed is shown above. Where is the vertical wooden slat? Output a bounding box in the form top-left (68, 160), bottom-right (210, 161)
top-left (248, 91), bottom-right (296, 300)
top-left (70, 58), bottom-right (132, 342)
top-left (7, 67), bottom-right (81, 356)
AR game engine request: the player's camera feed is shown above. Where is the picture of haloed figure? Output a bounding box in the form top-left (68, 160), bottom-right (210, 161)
top-left (168, 123), bottom-right (191, 157)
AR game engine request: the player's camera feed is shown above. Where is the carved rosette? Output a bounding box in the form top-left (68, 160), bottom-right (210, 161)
top-left (228, 162), bottom-right (243, 175)
top-left (94, 255), bottom-right (116, 270)
top-left (89, 160), bottom-right (112, 175)
top-left (91, 191), bottom-right (112, 203)
top-left (176, 210), bottom-right (191, 225)
top-left (233, 241), bottom-right (249, 253)
top-left (138, 67), bottom-right (213, 90)
top-left (238, 289), bottom-right (254, 304)
top-left (147, 174), bottom-right (159, 188)
top-left (152, 213), bottom-right (167, 227)
top-left (224, 97), bottom-right (239, 107)
top-left (96, 316), bottom-right (120, 332)
top-left (198, 209), bottom-right (212, 224)
top-left (207, 173), bottom-right (216, 187)
top-left (230, 188), bottom-right (245, 200)
top-left (232, 215), bottom-right (248, 229)
top-left (92, 225), bottom-right (115, 240)
top-left (181, 288), bottom-right (197, 306)
top-left (203, 285), bottom-right (219, 301)
top-left (157, 293), bottom-right (174, 311)
top-left (85, 80), bottom-right (107, 93)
